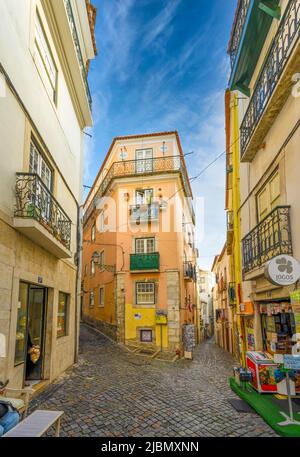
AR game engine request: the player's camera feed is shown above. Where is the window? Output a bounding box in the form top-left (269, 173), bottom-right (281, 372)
top-left (84, 264), bottom-right (88, 276)
top-left (91, 223), bottom-right (96, 242)
top-left (57, 292), bottom-right (68, 338)
top-left (140, 329), bottom-right (153, 342)
top-left (135, 189), bottom-right (153, 205)
top-left (135, 149), bottom-right (153, 173)
top-left (14, 282), bottom-right (29, 365)
top-left (257, 172), bottom-right (280, 221)
top-left (100, 212), bottom-right (105, 232)
top-left (136, 282), bottom-right (155, 305)
top-left (89, 291), bottom-right (94, 308)
top-left (34, 11), bottom-right (57, 102)
top-left (99, 287), bottom-right (104, 307)
top-left (99, 251), bottom-right (104, 269)
top-left (29, 140), bottom-right (52, 190)
top-left (135, 238), bottom-right (155, 254)
top-left (91, 259), bottom-right (95, 275)
top-left (200, 277), bottom-right (205, 284)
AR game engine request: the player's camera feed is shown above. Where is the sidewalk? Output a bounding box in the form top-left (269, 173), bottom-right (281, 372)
top-left (230, 378), bottom-right (300, 437)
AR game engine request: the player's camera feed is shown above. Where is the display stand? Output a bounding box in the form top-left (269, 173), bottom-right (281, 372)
top-left (277, 355), bottom-right (300, 426)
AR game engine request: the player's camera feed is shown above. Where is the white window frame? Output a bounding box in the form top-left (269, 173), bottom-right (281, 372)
top-left (136, 282), bottom-right (155, 305)
top-left (91, 223), bottom-right (96, 242)
top-left (135, 149), bottom-right (153, 173)
top-left (99, 287), bottom-right (104, 307)
top-left (29, 140), bottom-right (52, 190)
top-left (135, 189), bottom-right (153, 205)
top-left (89, 291), bottom-right (94, 308)
top-left (91, 259), bottom-right (95, 276)
top-left (34, 10), bottom-right (58, 103)
top-left (135, 238), bottom-right (155, 254)
top-left (100, 212), bottom-right (105, 232)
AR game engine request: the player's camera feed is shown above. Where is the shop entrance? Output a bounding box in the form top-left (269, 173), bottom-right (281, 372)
top-left (20, 284), bottom-right (47, 384)
top-left (261, 310), bottom-right (296, 355)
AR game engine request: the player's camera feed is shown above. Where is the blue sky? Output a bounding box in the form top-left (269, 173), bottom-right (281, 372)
top-left (85, 0), bottom-right (237, 270)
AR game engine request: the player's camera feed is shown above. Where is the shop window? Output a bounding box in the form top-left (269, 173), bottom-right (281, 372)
top-left (57, 292), bottom-right (69, 338)
top-left (34, 11), bottom-right (58, 103)
top-left (89, 291), bottom-right (94, 308)
top-left (135, 238), bottom-right (155, 254)
top-left (14, 282), bottom-right (29, 365)
top-left (257, 171), bottom-right (280, 221)
top-left (140, 329), bottom-right (153, 343)
top-left (136, 282), bottom-right (155, 305)
top-left (99, 287), bottom-right (104, 307)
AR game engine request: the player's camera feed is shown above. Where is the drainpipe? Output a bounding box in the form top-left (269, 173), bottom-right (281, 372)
top-left (74, 203), bottom-right (82, 364)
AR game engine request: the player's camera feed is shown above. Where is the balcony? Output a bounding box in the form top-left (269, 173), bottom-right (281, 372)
top-left (130, 252), bottom-right (160, 272)
top-left (227, 210), bottom-right (234, 254)
top-left (183, 261), bottom-right (196, 281)
top-left (240, 0), bottom-right (300, 161)
top-left (14, 173), bottom-right (72, 258)
top-left (84, 155), bottom-right (194, 224)
top-left (129, 203), bottom-right (159, 224)
top-left (228, 0), bottom-right (280, 95)
top-left (242, 206), bottom-right (292, 276)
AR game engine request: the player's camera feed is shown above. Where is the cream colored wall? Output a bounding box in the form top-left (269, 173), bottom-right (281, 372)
top-left (0, 0), bottom-right (94, 387)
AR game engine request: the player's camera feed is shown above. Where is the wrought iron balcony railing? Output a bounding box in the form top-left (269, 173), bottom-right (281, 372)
top-left (240, 0), bottom-right (300, 158)
top-left (130, 252), bottom-right (160, 271)
top-left (64, 0), bottom-right (92, 110)
top-left (242, 206), bottom-right (292, 274)
top-left (183, 261), bottom-right (197, 281)
top-left (129, 203), bottom-right (159, 223)
top-left (84, 155), bottom-right (193, 224)
top-left (228, 0), bottom-right (251, 68)
top-left (15, 173), bottom-right (72, 250)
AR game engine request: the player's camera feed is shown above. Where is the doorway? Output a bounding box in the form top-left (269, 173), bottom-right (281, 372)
top-left (24, 284), bottom-right (47, 382)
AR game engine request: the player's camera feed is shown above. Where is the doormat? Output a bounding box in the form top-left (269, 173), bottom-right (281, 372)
top-left (228, 398), bottom-right (256, 414)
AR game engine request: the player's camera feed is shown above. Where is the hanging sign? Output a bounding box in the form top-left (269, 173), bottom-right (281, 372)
top-left (264, 255), bottom-right (300, 286)
top-left (155, 310), bottom-right (167, 325)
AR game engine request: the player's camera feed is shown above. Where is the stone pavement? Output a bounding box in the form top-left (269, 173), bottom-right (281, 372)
top-left (29, 324), bottom-right (277, 437)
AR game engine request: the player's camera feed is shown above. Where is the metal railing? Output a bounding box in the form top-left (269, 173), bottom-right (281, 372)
top-left (84, 155), bottom-right (193, 223)
top-left (240, 0), bottom-right (300, 157)
top-left (64, 0), bottom-right (92, 110)
top-left (242, 206), bottom-right (292, 274)
top-left (15, 173), bottom-right (71, 250)
top-left (183, 261), bottom-right (197, 281)
top-left (228, 0), bottom-right (251, 68)
top-left (129, 203), bottom-right (159, 223)
top-left (130, 252), bottom-right (160, 271)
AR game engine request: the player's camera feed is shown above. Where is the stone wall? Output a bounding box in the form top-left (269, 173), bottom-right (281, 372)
top-left (83, 315), bottom-right (117, 341)
top-left (166, 270), bottom-right (181, 352)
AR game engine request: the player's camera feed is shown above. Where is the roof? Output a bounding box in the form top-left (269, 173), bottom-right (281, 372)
top-left (211, 241), bottom-right (227, 272)
top-left (84, 130), bottom-right (193, 210)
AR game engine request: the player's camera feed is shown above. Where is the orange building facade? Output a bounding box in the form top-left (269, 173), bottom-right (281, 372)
top-left (81, 132), bottom-right (198, 354)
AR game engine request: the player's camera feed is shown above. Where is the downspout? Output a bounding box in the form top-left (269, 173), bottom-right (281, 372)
top-left (74, 203), bottom-right (82, 364)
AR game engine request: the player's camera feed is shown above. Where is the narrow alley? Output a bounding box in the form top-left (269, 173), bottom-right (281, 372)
top-left (29, 325), bottom-right (276, 437)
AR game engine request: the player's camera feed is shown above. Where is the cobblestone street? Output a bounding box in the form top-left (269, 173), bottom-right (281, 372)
top-left (30, 324), bottom-right (277, 437)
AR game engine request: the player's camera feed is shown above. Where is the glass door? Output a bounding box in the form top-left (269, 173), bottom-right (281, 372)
top-left (26, 286), bottom-right (46, 381)
top-left (135, 149), bottom-right (153, 173)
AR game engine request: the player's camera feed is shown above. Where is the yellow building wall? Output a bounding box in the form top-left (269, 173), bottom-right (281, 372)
top-left (125, 304), bottom-right (168, 349)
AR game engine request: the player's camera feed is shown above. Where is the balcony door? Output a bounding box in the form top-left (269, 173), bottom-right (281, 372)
top-left (135, 149), bottom-right (153, 173)
top-left (29, 141), bottom-right (53, 221)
